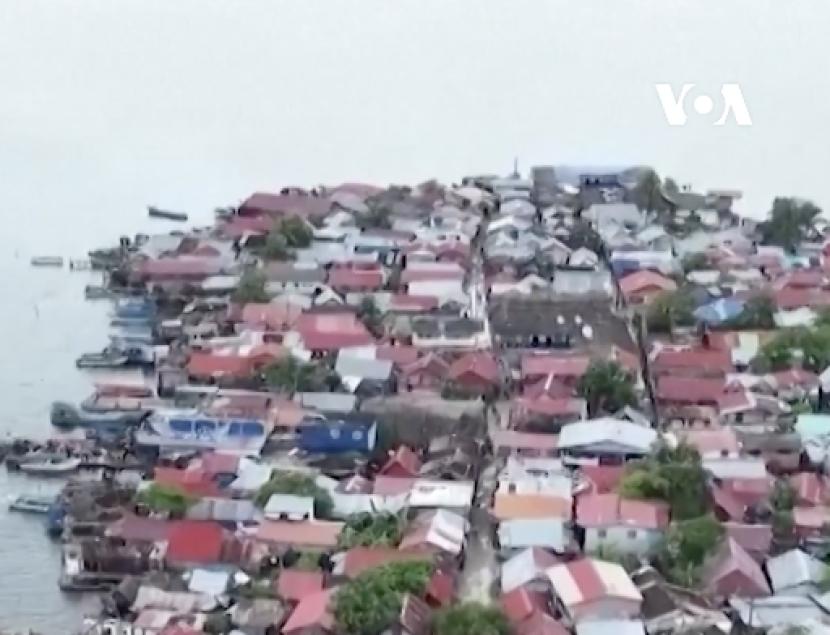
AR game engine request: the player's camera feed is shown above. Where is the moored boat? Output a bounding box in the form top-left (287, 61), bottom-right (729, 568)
top-left (30, 256), bottom-right (64, 267)
top-left (50, 401), bottom-right (149, 433)
top-left (19, 457), bottom-right (82, 476)
top-left (75, 350), bottom-right (129, 369)
top-left (148, 206), bottom-right (188, 222)
top-left (84, 285), bottom-right (114, 300)
top-left (9, 494), bottom-right (55, 514)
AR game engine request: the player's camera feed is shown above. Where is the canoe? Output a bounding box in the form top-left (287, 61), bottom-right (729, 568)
top-left (76, 352), bottom-right (130, 369)
top-left (30, 256), bottom-right (64, 267)
top-left (20, 457), bottom-right (82, 476)
top-left (9, 494), bottom-right (54, 514)
top-left (148, 206), bottom-right (188, 222)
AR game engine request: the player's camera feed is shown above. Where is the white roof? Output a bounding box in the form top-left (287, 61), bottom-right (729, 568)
top-left (187, 568), bottom-right (230, 596)
top-left (558, 418), bottom-right (657, 454)
top-left (229, 458), bottom-right (273, 492)
top-left (408, 479), bottom-right (475, 509)
top-left (501, 547), bottom-right (554, 593)
top-left (702, 457), bottom-right (768, 480)
top-left (576, 621), bottom-right (646, 635)
top-left (498, 518), bottom-right (569, 551)
top-left (766, 549), bottom-right (826, 593)
top-left (335, 354), bottom-right (393, 382)
top-left (264, 494), bottom-right (315, 520)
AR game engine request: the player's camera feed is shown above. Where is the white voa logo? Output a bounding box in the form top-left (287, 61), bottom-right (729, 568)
top-left (655, 84), bottom-right (752, 126)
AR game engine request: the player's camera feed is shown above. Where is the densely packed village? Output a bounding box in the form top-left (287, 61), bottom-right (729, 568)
top-left (20, 167), bottom-right (830, 635)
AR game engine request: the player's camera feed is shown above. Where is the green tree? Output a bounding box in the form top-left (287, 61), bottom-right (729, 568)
top-left (619, 442), bottom-right (708, 520)
top-left (728, 294), bottom-right (775, 330)
top-left (646, 289), bottom-right (695, 334)
top-left (263, 230), bottom-right (291, 261)
top-left (254, 471), bottom-right (334, 518)
top-left (278, 216), bottom-right (313, 248)
top-left (659, 515), bottom-right (724, 586)
top-left (434, 603), bottom-right (509, 635)
top-left (631, 169), bottom-right (666, 214)
top-left (233, 268), bottom-right (269, 303)
top-left (263, 356), bottom-right (326, 394)
top-left (681, 253), bottom-right (709, 273)
top-left (760, 197), bottom-right (822, 252)
top-left (359, 202), bottom-right (393, 230)
top-left (358, 296), bottom-right (384, 337)
top-left (338, 513), bottom-right (404, 549)
top-left (577, 361), bottom-right (637, 417)
top-left (334, 561), bottom-right (432, 635)
top-left (136, 484), bottom-right (196, 517)
top-left (771, 478), bottom-right (796, 512)
top-left (566, 221), bottom-right (603, 254)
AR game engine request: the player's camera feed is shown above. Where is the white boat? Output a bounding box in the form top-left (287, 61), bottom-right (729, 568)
top-left (9, 494), bottom-right (54, 513)
top-left (19, 457), bottom-right (82, 476)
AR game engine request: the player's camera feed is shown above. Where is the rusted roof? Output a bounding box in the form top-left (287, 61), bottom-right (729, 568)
top-left (340, 547), bottom-right (428, 579)
top-left (501, 587), bottom-right (549, 624)
top-left (492, 493), bottom-right (572, 521)
top-left (521, 353), bottom-right (590, 380)
top-left (165, 521), bottom-right (225, 565)
top-left (576, 493), bottom-right (669, 530)
top-left (448, 352), bottom-right (500, 384)
top-left (619, 270), bottom-right (677, 299)
top-left (255, 520), bottom-right (343, 548)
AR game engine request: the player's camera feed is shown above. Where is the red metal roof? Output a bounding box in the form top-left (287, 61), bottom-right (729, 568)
top-left (652, 348), bottom-right (733, 374)
top-left (379, 446), bottom-right (423, 478)
top-left (282, 588), bottom-right (336, 634)
top-left (501, 587), bottom-right (549, 624)
top-left (107, 515), bottom-right (171, 543)
top-left (296, 313), bottom-right (374, 351)
top-left (187, 352), bottom-right (261, 380)
top-left (656, 376), bottom-right (726, 404)
top-left (723, 522), bottom-right (772, 556)
top-left (425, 570), bottom-right (454, 606)
top-left (521, 354), bottom-right (590, 380)
top-left (327, 267), bottom-right (384, 291)
top-left (197, 451), bottom-right (241, 476)
top-left (240, 192), bottom-right (332, 219)
top-left (619, 270), bottom-right (677, 299)
top-left (375, 344), bottom-right (420, 367)
top-left (790, 472), bottom-right (829, 506)
top-left (165, 521), bottom-right (225, 565)
top-left (153, 467), bottom-right (220, 497)
top-left (515, 395), bottom-right (585, 418)
top-left (373, 475), bottom-right (417, 496)
top-left (702, 536), bottom-right (770, 597)
top-left (774, 288), bottom-right (830, 310)
top-left (578, 465), bottom-right (625, 495)
top-left (135, 257), bottom-right (224, 281)
top-left (256, 521), bottom-right (343, 549)
top-left (241, 302), bottom-right (304, 330)
top-left (522, 375), bottom-right (573, 400)
top-left (516, 612), bottom-right (569, 635)
top-left (276, 570), bottom-right (324, 603)
top-left (448, 352), bottom-right (500, 385)
top-left (491, 430), bottom-right (558, 452)
top-left (577, 493), bottom-right (669, 530)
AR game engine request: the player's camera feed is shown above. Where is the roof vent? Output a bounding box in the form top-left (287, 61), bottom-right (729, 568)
top-left (582, 325), bottom-right (594, 340)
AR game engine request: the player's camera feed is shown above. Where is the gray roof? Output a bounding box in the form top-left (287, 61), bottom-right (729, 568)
top-left (551, 269), bottom-right (615, 297)
top-left (729, 596), bottom-right (824, 628)
top-left (335, 355), bottom-right (393, 381)
top-left (576, 621), bottom-right (646, 635)
top-left (498, 518), bottom-right (569, 551)
top-left (264, 494), bottom-right (315, 520)
top-left (296, 392), bottom-right (357, 413)
top-left (766, 549), bottom-right (826, 594)
top-left (264, 262), bottom-right (326, 283)
top-left (558, 418), bottom-right (657, 454)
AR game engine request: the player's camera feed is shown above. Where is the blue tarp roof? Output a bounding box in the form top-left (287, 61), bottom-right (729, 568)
top-left (693, 297), bottom-right (745, 324)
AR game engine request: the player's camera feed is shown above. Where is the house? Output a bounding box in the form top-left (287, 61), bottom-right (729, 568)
top-left (575, 621), bottom-right (646, 635)
top-left (263, 494), bottom-right (315, 521)
top-left (557, 418), bottom-right (657, 463)
top-left (263, 262), bottom-right (326, 294)
top-left (276, 570), bottom-right (324, 603)
top-left (239, 192), bottom-right (333, 220)
top-left (255, 520), bottom-right (344, 552)
top-left (618, 270), bottom-right (677, 305)
top-left (790, 472), bottom-right (830, 507)
top-left (723, 523), bottom-right (773, 562)
top-left (399, 509), bottom-right (467, 556)
top-left (501, 587), bottom-right (551, 625)
top-left (385, 593), bottom-right (433, 635)
top-left (792, 506), bottom-right (830, 540)
top-left (675, 428), bottom-right (740, 459)
top-left (511, 395), bottom-right (587, 429)
top-left (379, 446), bottom-right (422, 479)
top-left (281, 588), bottom-right (337, 635)
top-left (501, 546), bottom-right (562, 593)
top-left (765, 549), bottom-right (827, 596)
top-left (576, 494), bottom-right (669, 556)
top-left (164, 521), bottom-right (226, 568)
top-left (400, 353), bottom-right (449, 391)
top-left (298, 419), bottom-right (378, 454)
top-left (447, 352), bottom-right (500, 394)
top-left (491, 430), bottom-right (558, 459)
top-left (335, 354), bottom-right (394, 395)
top-left (651, 347), bottom-right (733, 378)
top-left (521, 353), bottom-right (591, 387)
top-left (498, 518), bottom-right (572, 555)
top-left (293, 312), bottom-right (374, 355)
top-left (546, 558), bottom-right (642, 623)
top-left (335, 547), bottom-right (429, 580)
top-left (700, 537), bottom-right (770, 598)
top-left (492, 493), bottom-right (571, 521)
top-left (328, 264), bottom-right (385, 293)
top-left (408, 481), bottom-right (475, 512)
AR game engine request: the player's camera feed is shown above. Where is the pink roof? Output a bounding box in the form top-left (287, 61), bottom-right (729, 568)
top-left (241, 302), bottom-right (304, 330)
top-left (522, 375), bottom-right (573, 399)
top-left (778, 269), bottom-right (826, 289)
top-left (282, 588), bottom-right (336, 634)
top-left (491, 430), bottom-right (558, 452)
top-left (330, 182), bottom-right (383, 198)
top-left (515, 396), bottom-right (585, 417)
top-left (619, 270), bottom-right (677, 299)
top-left (328, 267), bottom-right (384, 291)
top-left (400, 353), bottom-right (449, 380)
top-left (501, 587), bottom-right (549, 624)
top-left (375, 344), bottom-right (420, 367)
top-left (379, 446), bottom-right (422, 478)
top-left (791, 473), bottom-right (829, 506)
top-left (652, 348), bottom-right (733, 374)
top-left (576, 494), bottom-right (669, 530)
top-left (198, 451), bottom-right (241, 476)
top-left (521, 354), bottom-right (590, 380)
top-left (107, 515), bottom-right (171, 542)
top-left (373, 475), bottom-right (417, 496)
top-left (793, 506), bottom-right (830, 530)
top-left (388, 294), bottom-right (440, 312)
top-left (256, 521), bottom-right (343, 549)
top-left (296, 313), bottom-right (374, 351)
top-left (187, 352), bottom-right (265, 380)
top-left (516, 612), bottom-right (570, 635)
top-left (656, 376), bottom-right (725, 403)
top-left (448, 352), bottom-right (500, 384)
top-left (401, 269), bottom-right (465, 284)
top-left (711, 484), bottom-right (745, 521)
top-left (723, 522), bottom-right (773, 555)
top-left (771, 368), bottom-right (819, 390)
top-left (135, 257), bottom-right (224, 281)
top-left (702, 537), bottom-right (770, 597)
top-left (153, 467), bottom-right (220, 497)
top-left (426, 570), bottom-right (455, 606)
top-left (220, 215), bottom-right (274, 238)
top-left (277, 570), bottom-right (324, 602)
top-left (578, 466), bottom-right (625, 495)
top-left (716, 390), bottom-right (755, 413)
top-left (679, 428), bottom-right (740, 456)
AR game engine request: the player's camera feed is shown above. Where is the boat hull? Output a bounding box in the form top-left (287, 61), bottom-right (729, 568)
top-left (51, 401), bottom-right (147, 432)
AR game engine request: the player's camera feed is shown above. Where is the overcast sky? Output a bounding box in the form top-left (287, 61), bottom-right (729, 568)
top-left (0, 0), bottom-right (827, 247)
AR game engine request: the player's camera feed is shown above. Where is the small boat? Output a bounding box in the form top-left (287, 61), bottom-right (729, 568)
top-left (76, 350), bottom-right (129, 369)
top-left (46, 501), bottom-right (66, 537)
top-left (30, 256), bottom-right (64, 267)
top-left (20, 457), bottom-right (82, 476)
top-left (148, 206), bottom-right (188, 222)
top-left (50, 401), bottom-right (149, 434)
top-left (84, 285), bottom-right (114, 300)
top-left (9, 494), bottom-right (54, 514)
top-left (69, 259), bottom-right (91, 270)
